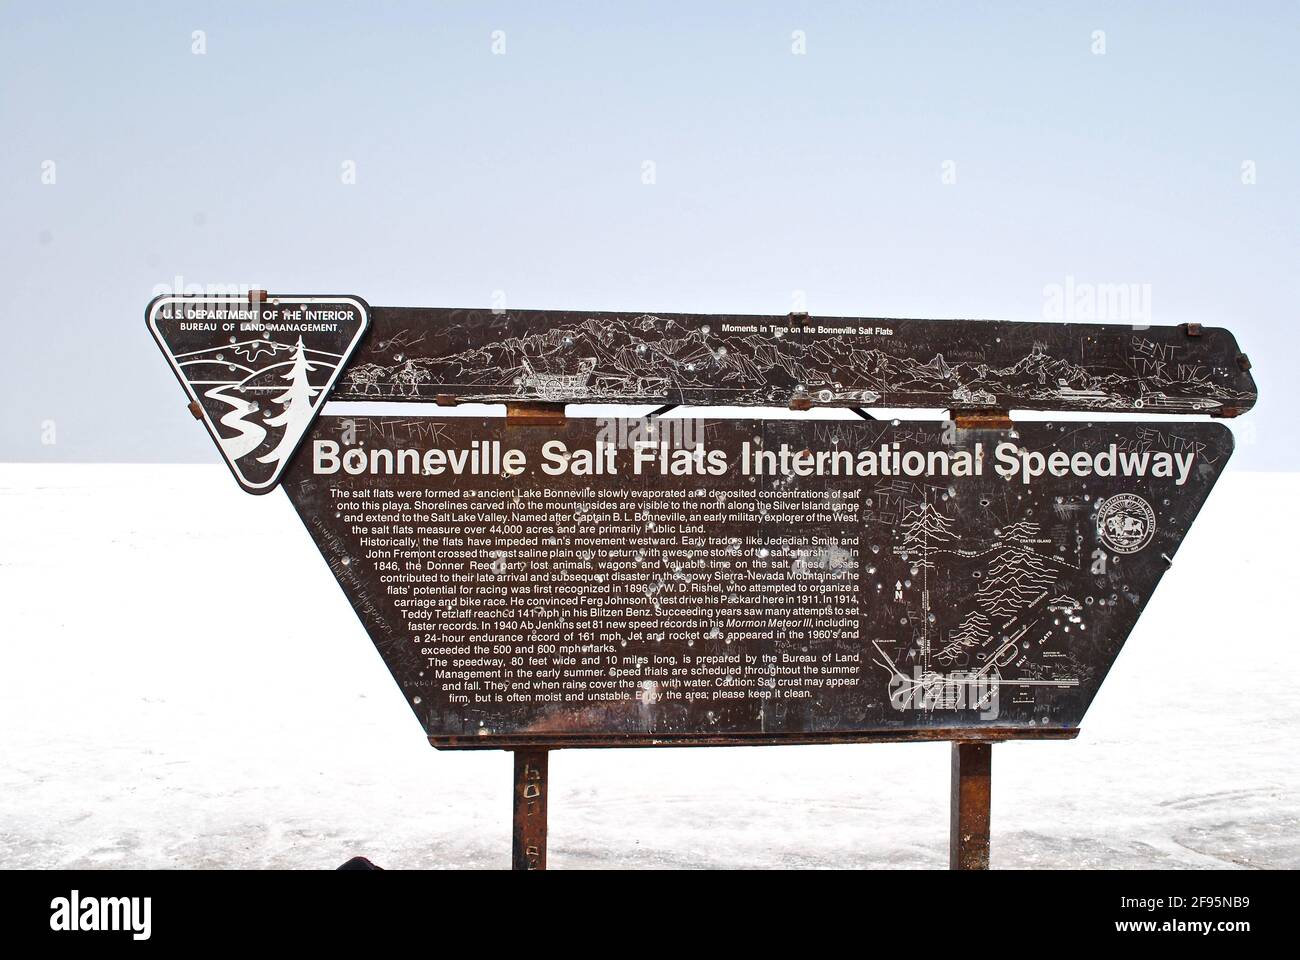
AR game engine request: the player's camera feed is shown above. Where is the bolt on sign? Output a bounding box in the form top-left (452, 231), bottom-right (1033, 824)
top-left (147, 294), bottom-right (1257, 868)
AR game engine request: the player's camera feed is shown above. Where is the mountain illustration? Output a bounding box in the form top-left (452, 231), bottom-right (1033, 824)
top-left (977, 546), bottom-right (1058, 617)
top-left (934, 610), bottom-right (992, 664)
top-left (899, 501), bottom-right (956, 569)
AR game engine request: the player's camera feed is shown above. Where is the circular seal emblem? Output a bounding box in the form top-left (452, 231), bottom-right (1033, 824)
top-left (1096, 494), bottom-right (1156, 554)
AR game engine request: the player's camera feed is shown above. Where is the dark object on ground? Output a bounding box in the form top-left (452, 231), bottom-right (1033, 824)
top-left (337, 856), bottom-right (383, 870)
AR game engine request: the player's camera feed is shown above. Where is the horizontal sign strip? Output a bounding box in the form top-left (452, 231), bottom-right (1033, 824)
top-left (332, 307), bottom-right (1256, 415)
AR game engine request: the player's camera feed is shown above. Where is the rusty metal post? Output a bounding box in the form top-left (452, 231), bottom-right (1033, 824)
top-left (511, 748), bottom-right (548, 870)
top-left (949, 741), bottom-right (991, 870)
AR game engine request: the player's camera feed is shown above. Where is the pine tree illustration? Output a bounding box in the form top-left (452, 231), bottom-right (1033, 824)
top-left (257, 337), bottom-right (318, 468)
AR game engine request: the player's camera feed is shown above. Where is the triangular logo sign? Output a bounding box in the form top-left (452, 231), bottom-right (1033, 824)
top-left (147, 294), bottom-right (370, 494)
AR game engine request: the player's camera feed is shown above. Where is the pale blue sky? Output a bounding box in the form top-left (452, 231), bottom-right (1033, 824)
top-left (2, 1), bottom-right (1295, 467)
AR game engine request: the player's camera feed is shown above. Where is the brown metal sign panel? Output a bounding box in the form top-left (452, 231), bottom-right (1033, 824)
top-left (281, 416), bottom-right (1233, 748)
top-left (336, 307), bottom-right (1256, 416)
top-left (146, 294), bottom-right (370, 493)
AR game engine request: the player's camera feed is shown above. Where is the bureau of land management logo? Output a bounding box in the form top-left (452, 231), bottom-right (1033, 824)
top-left (147, 295), bottom-right (370, 494)
top-left (1096, 493), bottom-right (1156, 554)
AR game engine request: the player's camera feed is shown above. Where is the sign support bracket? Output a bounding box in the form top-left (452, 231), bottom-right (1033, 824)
top-left (505, 403), bottom-right (566, 426)
top-left (949, 741), bottom-right (992, 869)
top-left (511, 748), bottom-right (549, 870)
top-left (952, 409), bottom-right (1013, 430)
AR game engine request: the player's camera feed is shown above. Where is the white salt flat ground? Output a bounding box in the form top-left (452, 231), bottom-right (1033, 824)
top-left (0, 463), bottom-right (1296, 869)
